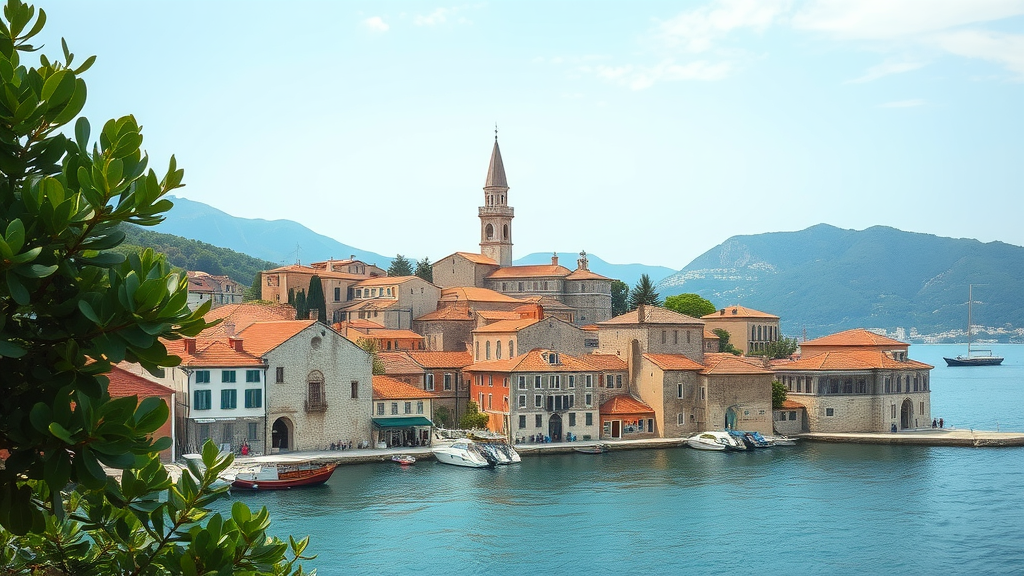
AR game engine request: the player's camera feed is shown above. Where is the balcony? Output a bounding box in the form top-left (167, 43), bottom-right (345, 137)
top-left (304, 398), bottom-right (328, 413)
top-left (478, 206), bottom-right (514, 218)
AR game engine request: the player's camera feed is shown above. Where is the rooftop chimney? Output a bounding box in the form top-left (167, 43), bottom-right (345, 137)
top-left (228, 337), bottom-right (244, 352)
top-left (183, 337), bottom-right (196, 354)
top-left (551, 252), bottom-right (559, 266)
top-left (223, 321), bottom-right (236, 338)
top-left (638, 303), bottom-right (646, 324)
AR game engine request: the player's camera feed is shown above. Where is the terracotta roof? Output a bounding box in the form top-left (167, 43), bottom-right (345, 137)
top-left (356, 275), bottom-right (426, 287)
top-left (467, 349), bottom-right (600, 373)
top-left (702, 354), bottom-right (774, 375)
top-left (643, 353), bottom-right (705, 371)
top-left (164, 339), bottom-right (266, 368)
top-left (778, 350), bottom-right (933, 371)
top-left (485, 139), bottom-right (508, 188)
top-left (599, 394), bottom-right (655, 416)
top-left (702, 305), bottom-right (780, 320)
top-left (476, 310), bottom-right (523, 321)
top-left (582, 353), bottom-right (627, 371)
top-left (378, 352), bottom-right (424, 375)
top-left (581, 324), bottom-right (599, 332)
top-left (472, 318), bottom-right (540, 334)
top-left (263, 264), bottom-right (363, 281)
top-left (202, 302), bottom-right (296, 337)
top-left (448, 252), bottom-right (498, 265)
top-left (779, 399), bottom-right (806, 410)
top-left (599, 305), bottom-right (705, 326)
top-left (405, 350), bottom-right (474, 369)
top-left (703, 331), bottom-right (720, 339)
top-left (107, 365), bottom-right (174, 398)
top-left (564, 268), bottom-right (611, 281)
top-left (235, 320), bottom-right (317, 355)
top-left (520, 295), bottom-right (575, 312)
top-left (354, 328), bottom-right (425, 340)
top-left (415, 304), bottom-right (475, 322)
top-left (334, 319), bottom-right (385, 330)
top-left (372, 375), bottom-right (438, 400)
top-left (485, 265), bottom-right (572, 279)
top-left (801, 328), bottom-right (907, 348)
top-left (440, 286), bottom-right (524, 304)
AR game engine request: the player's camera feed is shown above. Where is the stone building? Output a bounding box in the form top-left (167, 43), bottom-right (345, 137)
top-left (371, 375), bottom-right (437, 448)
top-left (405, 350), bottom-right (474, 425)
top-left (772, 329), bottom-right (932, 433)
top-left (260, 264), bottom-right (362, 322)
top-left (186, 271), bottom-right (244, 310)
top-left (337, 276), bottom-right (441, 330)
top-left (310, 256), bottom-right (386, 279)
top-left (701, 305), bottom-right (782, 355)
top-left (472, 316), bottom-right (589, 362)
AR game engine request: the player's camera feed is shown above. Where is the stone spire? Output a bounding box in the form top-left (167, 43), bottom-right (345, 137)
top-left (479, 129), bottom-right (514, 267)
top-left (484, 137), bottom-right (508, 189)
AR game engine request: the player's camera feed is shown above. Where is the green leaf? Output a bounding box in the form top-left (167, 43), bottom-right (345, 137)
top-left (0, 338), bottom-right (26, 358)
top-left (48, 421), bottom-right (74, 443)
top-left (4, 218), bottom-right (24, 252)
top-left (78, 299), bottom-right (100, 324)
top-left (75, 116), bottom-right (90, 149)
top-left (40, 69), bottom-right (75, 106)
top-left (12, 263), bottom-right (57, 278)
top-left (6, 273), bottom-right (29, 305)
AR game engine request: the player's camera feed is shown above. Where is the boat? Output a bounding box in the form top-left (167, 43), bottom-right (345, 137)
top-left (573, 443), bottom-right (610, 454)
top-left (944, 285), bottom-right (1004, 367)
top-left (432, 439), bottom-right (495, 468)
top-left (686, 431), bottom-right (745, 451)
top-left (765, 435), bottom-right (797, 446)
top-left (729, 430), bottom-right (773, 448)
top-left (231, 461), bottom-right (337, 490)
top-left (391, 455), bottom-right (416, 466)
top-left (468, 431), bottom-right (521, 464)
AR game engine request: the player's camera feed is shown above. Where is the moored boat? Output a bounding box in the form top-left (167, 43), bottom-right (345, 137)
top-left (392, 455), bottom-right (416, 466)
top-left (686, 431), bottom-right (744, 451)
top-left (765, 435), bottom-right (797, 446)
top-left (573, 443), bottom-right (610, 454)
top-left (432, 440), bottom-right (495, 468)
top-left (232, 461), bottom-right (337, 490)
top-left (944, 285), bottom-right (1004, 367)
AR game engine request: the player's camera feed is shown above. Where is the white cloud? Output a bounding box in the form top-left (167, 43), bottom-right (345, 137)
top-left (931, 29), bottom-right (1024, 79)
top-left (657, 0), bottom-right (792, 53)
top-left (847, 59), bottom-right (927, 83)
top-left (792, 0), bottom-right (1024, 40)
top-left (415, 8), bottom-right (450, 26)
top-left (878, 99), bottom-right (926, 108)
top-left (362, 16), bottom-right (389, 33)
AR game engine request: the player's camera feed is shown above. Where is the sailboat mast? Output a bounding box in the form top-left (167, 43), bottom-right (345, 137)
top-left (967, 284), bottom-right (973, 356)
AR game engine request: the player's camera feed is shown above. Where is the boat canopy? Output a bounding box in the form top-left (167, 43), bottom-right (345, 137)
top-left (372, 417), bottom-right (434, 428)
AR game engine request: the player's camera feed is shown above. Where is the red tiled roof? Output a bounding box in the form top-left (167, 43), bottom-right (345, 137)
top-left (801, 328), bottom-right (907, 348)
top-left (779, 399), bottom-right (806, 410)
top-left (644, 353), bottom-right (705, 371)
top-left (702, 305), bottom-right (779, 320)
top-left (520, 295), bottom-right (575, 311)
top-left (600, 394), bottom-right (655, 416)
top-left (358, 328), bottom-right (424, 340)
top-left (582, 353), bottom-right (627, 371)
top-left (406, 350), bottom-right (474, 368)
top-left (235, 320), bottom-right (317, 355)
top-left (107, 365), bottom-right (174, 398)
top-left (440, 287), bottom-right (524, 304)
top-left (450, 252), bottom-right (498, 265)
top-left (202, 302), bottom-right (296, 338)
top-left (485, 265), bottom-right (572, 279)
top-left (778, 350), bottom-right (933, 371)
top-left (415, 304), bottom-right (475, 322)
top-left (599, 305), bottom-right (705, 326)
top-left (564, 268), bottom-right (611, 281)
top-left (703, 331), bottom-right (720, 339)
top-left (702, 354), bottom-right (774, 375)
top-left (263, 264), bottom-right (363, 281)
top-left (378, 352), bottom-right (424, 375)
top-left (164, 339), bottom-right (265, 367)
top-left (472, 318), bottom-right (540, 334)
top-left (372, 375), bottom-right (438, 400)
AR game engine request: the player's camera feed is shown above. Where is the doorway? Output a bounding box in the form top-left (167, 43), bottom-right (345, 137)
top-left (725, 407), bottom-right (738, 430)
top-left (271, 417), bottom-right (292, 451)
top-left (548, 413), bottom-right (563, 442)
top-left (900, 399), bottom-right (913, 430)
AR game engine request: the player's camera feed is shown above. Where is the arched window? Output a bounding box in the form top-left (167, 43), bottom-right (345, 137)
top-left (485, 224), bottom-right (494, 240)
top-left (503, 224), bottom-right (509, 239)
top-left (486, 341), bottom-right (491, 360)
top-left (496, 341), bottom-right (502, 359)
top-left (509, 340), bottom-right (514, 358)
top-left (306, 370), bottom-right (326, 412)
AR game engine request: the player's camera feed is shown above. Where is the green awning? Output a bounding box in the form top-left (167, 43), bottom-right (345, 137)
top-left (372, 417), bottom-right (433, 428)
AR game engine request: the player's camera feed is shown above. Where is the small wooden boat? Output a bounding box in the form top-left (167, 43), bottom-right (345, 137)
top-left (392, 454), bottom-right (416, 466)
top-left (574, 444), bottom-right (610, 454)
top-left (231, 461), bottom-right (337, 490)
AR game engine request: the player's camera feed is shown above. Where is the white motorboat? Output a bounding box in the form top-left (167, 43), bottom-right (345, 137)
top-left (686, 431), bottom-right (744, 451)
top-left (432, 440), bottom-right (495, 468)
top-left (765, 435), bottom-right (797, 446)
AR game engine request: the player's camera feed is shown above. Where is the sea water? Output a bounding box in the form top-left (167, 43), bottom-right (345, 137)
top-left (223, 345), bottom-right (1024, 575)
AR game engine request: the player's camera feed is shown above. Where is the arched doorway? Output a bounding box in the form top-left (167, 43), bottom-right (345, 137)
top-left (900, 399), bottom-right (913, 430)
top-left (271, 417), bottom-right (293, 452)
top-left (548, 413), bottom-right (563, 442)
top-left (725, 406), bottom-right (738, 430)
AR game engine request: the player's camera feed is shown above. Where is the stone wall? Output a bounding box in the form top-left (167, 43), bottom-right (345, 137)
top-left (702, 373), bottom-right (773, 435)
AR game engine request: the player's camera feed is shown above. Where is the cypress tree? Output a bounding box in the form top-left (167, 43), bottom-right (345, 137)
top-left (307, 275), bottom-right (327, 324)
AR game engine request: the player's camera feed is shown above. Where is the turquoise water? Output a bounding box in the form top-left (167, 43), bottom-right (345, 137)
top-left (224, 345), bottom-right (1024, 575)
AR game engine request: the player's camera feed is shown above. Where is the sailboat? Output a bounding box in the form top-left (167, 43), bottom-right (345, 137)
top-left (944, 285), bottom-right (1003, 367)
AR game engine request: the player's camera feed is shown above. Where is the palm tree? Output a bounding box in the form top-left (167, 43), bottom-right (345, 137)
top-left (627, 273), bottom-right (662, 310)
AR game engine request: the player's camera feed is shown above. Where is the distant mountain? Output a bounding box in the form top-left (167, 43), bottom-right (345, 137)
top-left (514, 252), bottom-right (675, 287)
top-left (657, 224), bottom-right (1024, 339)
top-left (154, 196), bottom-right (394, 269)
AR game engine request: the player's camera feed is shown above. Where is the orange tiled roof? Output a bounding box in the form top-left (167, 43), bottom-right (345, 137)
top-left (581, 324), bottom-right (599, 331)
top-left (779, 399), bottom-right (806, 410)
top-left (476, 310), bottom-right (523, 321)
top-left (702, 354), bottom-right (774, 375)
top-left (440, 286), bottom-right (524, 304)
top-left (801, 328), bottom-right (907, 348)
top-left (778, 350), bottom-right (933, 371)
top-left (372, 375), bottom-right (438, 400)
top-left (235, 320), bottom-right (317, 355)
top-left (164, 339), bottom-right (266, 368)
top-left (600, 394), bottom-right (655, 416)
top-left (415, 304), bottom-right (475, 322)
top-left (582, 353), bottom-right (628, 371)
top-left (472, 318), bottom-right (540, 334)
top-left (643, 353), bottom-right (705, 371)
top-left (467, 349), bottom-right (600, 373)
top-left (378, 352), bottom-right (424, 375)
top-left (485, 265), bottom-right (572, 279)
top-left (450, 252), bottom-right (499, 265)
top-left (703, 330), bottom-right (720, 339)
top-left (352, 328), bottom-right (425, 342)
top-left (520, 295), bottom-right (575, 311)
top-left (599, 305), bottom-right (705, 326)
top-left (702, 305), bottom-right (779, 320)
top-left (263, 264), bottom-right (363, 281)
top-left (406, 350), bottom-right (474, 368)
top-left (564, 268), bottom-right (611, 281)
top-left (356, 275), bottom-right (426, 287)
top-left (202, 302), bottom-right (296, 338)
top-left (107, 365), bottom-right (174, 398)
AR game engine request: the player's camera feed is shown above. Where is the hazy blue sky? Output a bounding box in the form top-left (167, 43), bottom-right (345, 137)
top-left (36, 1), bottom-right (1024, 268)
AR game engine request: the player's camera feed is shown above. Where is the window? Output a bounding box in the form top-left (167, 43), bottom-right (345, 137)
top-left (638, 419), bottom-right (645, 432)
top-left (673, 330), bottom-right (678, 345)
top-left (585, 393), bottom-right (592, 407)
top-left (919, 401), bottom-right (924, 414)
top-left (221, 370), bottom-right (236, 383)
top-left (334, 287), bottom-right (341, 301)
top-left (194, 390), bottom-right (211, 411)
top-left (585, 374), bottom-right (593, 388)
top-left (275, 367), bottom-right (284, 383)
top-left (245, 370), bottom-right (260, 383)
top-left (569, 413), bottom-right (576, 427)
top-left (518, 395), bottom-right (527, 408)
top-left (534, 394), bottom-right (542, 408)
top-left (444, 373), bottom-right (453, 391)
top-left (405, 402), bottom-right (412, 414)
top-left (476, 341), bottom-right (480, 360)
top-left (195, 370), bottom-right (211, 384)
top-left (223, 423), bottom-right (234, 444)
top-left (488, 394), bottom-right (492, 409)
top-left (551, 375), bottom-right (561, 389)
top-left (826, 408), bottom-right (835, 416)
top-left (425, 373), bottom-right (435, 391)
top-left (519, 415), bottom-right (527, 429)
top-left (518, 376), bottom-right (526, 390)
top-left (677, 383), bottom-right (683, 398)
top-left (616, 375), bottom-right (622, 388)
top-left (221, 389), bottom-right (237, 410)
top-left (568, 375), bottom-right (575, 388)
top-left (678, 413), bottom-right (686, 425)
top-left (661, 330), bottom-right (666, 344)
top-left (244, 389), bottom-right (262, 408)
top-left (351, 381), bottom-right (359, 398)
top-left (789, 411), bottom-right (797, 421)
top-left (509, 340), bottom-right (514, 357)
top-left (377, 402), bottom-right (384, 415)
top-left (496, 341), bottom-right (502, 359)
top-left (891, 405), bottom-right (897, 419)
top-left (488, 375), bottom-right (493, 387)
top-left (534, 375), bottom-right (542, 389)
top-left (248, 422), bottom-right (258, 439)
top-left (700, 387), bottom-right (706, 400)
top-left (585, 413), bottom-right (593, 426)
top-left (391, 402), bottom-right (399, 415)
top-left (486, 341), bottom-right (491, 360)
top-left (535, 414), bottom-right (543, 427)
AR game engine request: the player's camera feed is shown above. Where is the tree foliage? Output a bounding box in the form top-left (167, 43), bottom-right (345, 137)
top-left (356, 338), bottom-right (386, 375)
top-left (387, 254), bottom-right (413, 277)
top-left (433, 405), bottom-right (453, 429)
top-left (459, 400), bottom-right (490, 429)
top-left (294, 290), bottom-right (308, 321)
top-left (663, 293), bottom-right (716, 319)
top-left (627, 274), bottom-right (662, 310)
top-left (0, 3), bottom-right (309, 571)
top-left (306, 275), bottom-right (326, 324)
top-left (750, 337), bottom-right (799, 360)
top-left (713, 328), bottom-right (741, 355)
top-left (772, 380), bottom-right (788, 409)
top-left (245, 271), bottom-right (263, 301)
top-left (611, 280), bottom-right (629, 317)
top-left (414, 257), bottom-right (433, 283)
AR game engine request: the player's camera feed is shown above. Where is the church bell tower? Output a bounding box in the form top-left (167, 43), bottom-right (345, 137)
top-left (479, 130), bottom-right (514, 267)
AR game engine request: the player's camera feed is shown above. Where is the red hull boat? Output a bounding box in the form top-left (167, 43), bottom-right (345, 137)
top-left (231, 462), bottom-right (337, 490)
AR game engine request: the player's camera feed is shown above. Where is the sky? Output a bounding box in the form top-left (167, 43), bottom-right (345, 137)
top-left (33, 0), bottom-right (1024, 269)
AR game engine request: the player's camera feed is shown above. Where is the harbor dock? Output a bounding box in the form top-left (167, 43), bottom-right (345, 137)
top-left (797, 427), bottom-right (1024, 447)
